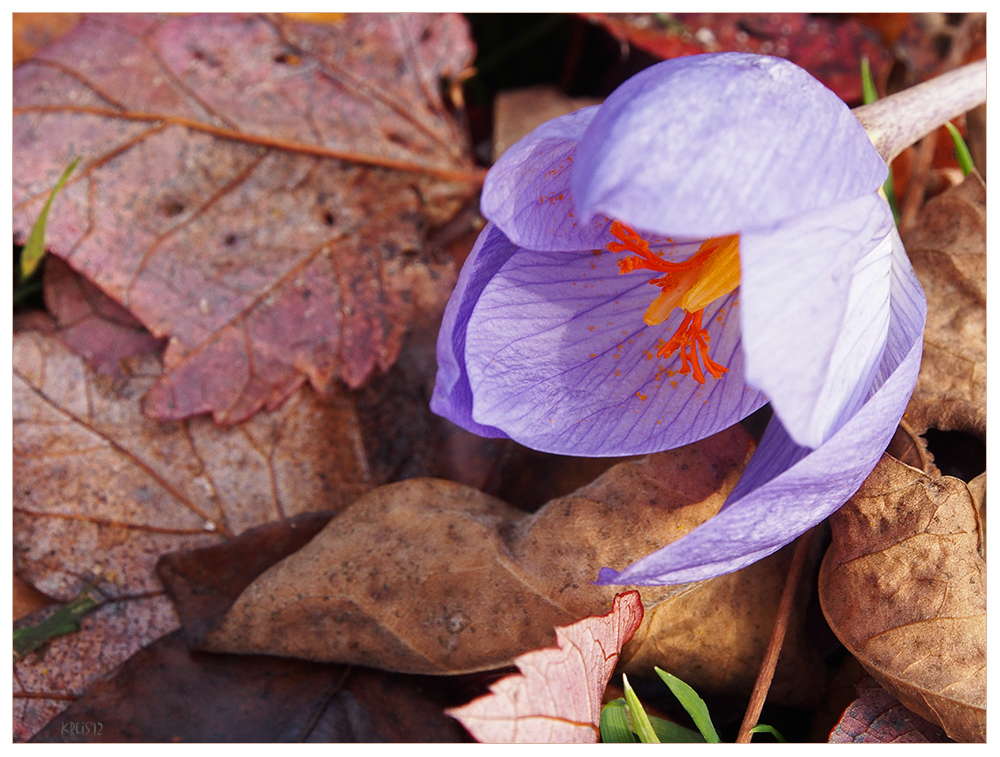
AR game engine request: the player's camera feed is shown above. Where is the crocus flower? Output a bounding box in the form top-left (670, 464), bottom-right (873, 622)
top-left (432, 53), bottom-right (928, 584)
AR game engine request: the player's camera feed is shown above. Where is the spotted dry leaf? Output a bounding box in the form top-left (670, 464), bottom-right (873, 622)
top-left (900, 173), bottom-right (985, 440)
top-left (13, 13), bottom-right (477, 423)
top-left (819, 454), bottom-right (986, 742)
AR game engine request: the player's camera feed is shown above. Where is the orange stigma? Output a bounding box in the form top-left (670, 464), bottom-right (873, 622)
top-left (607, 220), bottom-right (740, 384)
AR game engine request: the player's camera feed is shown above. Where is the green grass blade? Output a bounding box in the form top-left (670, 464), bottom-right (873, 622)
top-left (649, 715), bottom-right (706, 743)
top-left (654, 668), bottom-right (720, 743)
top-left (622, 674), bottom-right (660, 744)
top-left (13, 586), bottom-right (101, 662)
top-left (861, 56), bottom-right (879, 105)
top-left (750, 724), bottom-right (787, 743)
top-left (944, 122), bottom-right (975, 176)
top-left (20, 156), bottom-right (80, 280)
top-left (600, 700), bottom-right (636, 743)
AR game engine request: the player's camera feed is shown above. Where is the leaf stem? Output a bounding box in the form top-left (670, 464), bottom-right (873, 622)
top-left (735, 529), bottom-right (815, 743)
top-left (853, 59), bottom-right (986, 164)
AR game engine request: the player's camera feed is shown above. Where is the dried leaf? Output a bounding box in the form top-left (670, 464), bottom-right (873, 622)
top-left (43, 257), bottom-right (166, 379)
top-left (32, 632), bottom-right (467, 743)
top-left (200, 426), bottom-right (754, 673)
top-left (13, 330), bottom-right (374, 600)
top-left (446, 591), bottom-right (644, 744)
top-left (12, 12), bottom-right (81, 64)
top-left (901, 173), bottom-right (986, 440)
top-left (621, 540), bottom-right (824, 708)
top-left (829, 676), bottom-right (948, 743)
top-left (819, 454), bottom-right (986, 742)
top-left (492, 86), bottom-right (601, 160)
top-left (584, 13), bottom-right (891, 102)
top-left (13, 13), bottom-right (478, 423)
top-left (14, 595), bottom-right (180, 742)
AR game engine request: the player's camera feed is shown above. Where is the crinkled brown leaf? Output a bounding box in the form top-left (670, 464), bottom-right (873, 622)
top-left (829, 676), bottom-right (948, 743)
top-left (13, 13), bottom-right (478, 423)
top-left (14, 594), bottom-right (180, 742)
top-left (13, 330), bottom-right (374, 600)
top-left (31, 631), bottom-right (467, 743)
top-left (12, 12), bottom-right (81, 64)
top-left (43, 257), bottom-right (166, 379)
top-left (901, 173), bottom-right (986, 440)
top-left (819, 454), bottom-right (986, 742)
top-left (200, 426), bottom-right (820, 701)
top-left (446, 591), bottom-right (643, 743)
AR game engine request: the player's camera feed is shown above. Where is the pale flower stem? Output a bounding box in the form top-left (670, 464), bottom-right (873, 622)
top-left (852, 59), bottom-right (986, 164)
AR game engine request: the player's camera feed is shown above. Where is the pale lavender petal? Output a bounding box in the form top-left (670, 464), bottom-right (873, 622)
top-left (463, 242), bottom-right (767, 455)
top-left (597, 233), bottom-right (926, 585)
top-left (740, 193), bottom-right (895, 449)
top-left (431, 222), bottom-right (516, 439)
top-left (481, 106), bottom-right (613, 251)
top-left (572, 53), bottom-right (887, 238)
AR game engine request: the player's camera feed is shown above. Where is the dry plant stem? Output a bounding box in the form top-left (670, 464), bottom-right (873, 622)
top-left (735, 529), bottom-right (815, 744)
top-left (853, 59), bottom-right (986, 164)
top-left (899, 128), bottom-right (939, 235)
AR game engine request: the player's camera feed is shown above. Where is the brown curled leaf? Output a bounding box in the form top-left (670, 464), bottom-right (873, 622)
top-left (13, 13), bottom-right (478, 424)
top-left (900, 173), bottom-right (986, 440)
top-left (200, 426), bottom-right (754, 673)
top-left (446, 591), bottom-right (644, 744)
top-left (819, 454), bottom-right (986, 742)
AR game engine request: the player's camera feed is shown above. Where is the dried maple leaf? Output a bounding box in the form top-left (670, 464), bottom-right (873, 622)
top-left (819, 454), bottom-right (986, 742)
top-left (829, 676), bottom-right (948, 743)
top-left (13, 330), bottom-right (374, 600)
top-left (13, 13), bottom-right (479, 423)
top-left (446, 591), bottom-right (644, 744)
top-left (900, 173), bottom-right (986, 440)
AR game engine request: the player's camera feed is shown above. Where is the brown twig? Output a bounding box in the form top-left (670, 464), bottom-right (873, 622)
top-left (735, 529), bottom-right (815, 743)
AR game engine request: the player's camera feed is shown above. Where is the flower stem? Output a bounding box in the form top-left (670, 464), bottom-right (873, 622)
top-left (852, 59), bottom-right (986, 163)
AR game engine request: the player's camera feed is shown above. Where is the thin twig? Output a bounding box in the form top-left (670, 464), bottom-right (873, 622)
top-left (735, 529), bottom-right (815, 743)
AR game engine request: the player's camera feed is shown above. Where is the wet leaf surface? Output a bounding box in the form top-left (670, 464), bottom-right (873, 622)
top-left (583, 13), bottom-right (891, 102)
top-left (13, 329), bottom-right (374, 600)
top-left (13, 13), bottom-right (478, 423)
top-left (446, 591), bottom-right (643, 743)
top-left (32, 631), bottom-right (467, 743)
top-left (901, 173), bottom-right (986, 440)
top-left (819, 455), bottom-right (986, 742)
top-left (829, 676), bottom-right (948, 743)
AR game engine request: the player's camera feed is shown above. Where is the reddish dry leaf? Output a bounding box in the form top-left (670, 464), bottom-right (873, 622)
top-left (446, 591), bottom-right (643, 744)
top-left (900, 174), bottom-right (986, 440)
top-left (13, 13), bottom-right (478, 424)
top-left (13, 329), bottom-right (374, 601)
top-left (32, 631), bottom-right (467, 743)
top-left (819, 455), bottom-right (986, 742)
top-left (584, 13), bottom-right (891, 102)
top-left (43, 257), bottom-right (166, 379)
top-left (200, 426), bottom-right (753, 673)
top-left (14, 594), bottom-right (180, 742)
top-left (12, 12), bottom-right (81, 64)
top-left (829, 676), bottom-right (948, 743)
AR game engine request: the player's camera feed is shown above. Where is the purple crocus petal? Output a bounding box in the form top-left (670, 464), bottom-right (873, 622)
top-left (430, 222), bottom-right (516, 439)
top-left (596, 230), bottom-right (925, 585)
top-left (739, 193), bottom-right (894, 449)
top-left (462, 241), bottom-right (768, 455)
top-left (571, 53), bottom-right (887, 239)
top-left (481, 105), bottom-right (613, 252)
